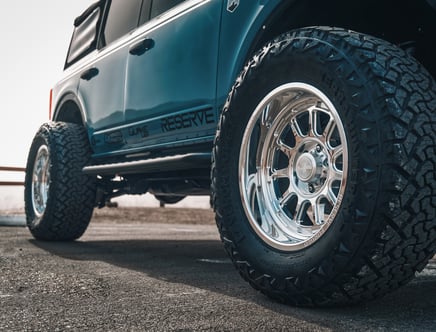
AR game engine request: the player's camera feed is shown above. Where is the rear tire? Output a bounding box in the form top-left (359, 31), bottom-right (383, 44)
top-left (25, 122), bottom-right (96, 241)
top-left (212, 27), bottom-right (436, 306)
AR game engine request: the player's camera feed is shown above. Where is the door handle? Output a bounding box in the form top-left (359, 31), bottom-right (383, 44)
top-left (129, 38), bottom-right (155, 56)
top-left (80, 67), bottom-right (99, 81)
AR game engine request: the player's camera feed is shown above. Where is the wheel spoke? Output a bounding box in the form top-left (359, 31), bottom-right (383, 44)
top-left (307, 199), bottom-right (325, 226)
top-left (323, 117), bottom-right (336, 142)
top-left (326, 187), bottom-right (338, 206)
top-left (262, 99), bottom-right (286, 126)
top-left (245, 173), bottom-right (255, 210)
top-left (256, 121), bottom-right (270, 164)
top-left (308, 107), bottom-right (317, 137)
top-left (290, 118), bottom-right (304, 143)
top-left (246, 173), bottom-right (257, 195)
top-left (331, 168), bottom-right (343, 182)
top-left (258, 209), bottom-right (272, 235)
top-left (279, 189), bottom-right (294, 208)
top-left (246, 172), bottom-right (270, 232)
top-left (314, 199), bottom-right (325, 225)
top-left (276, 140), bottom-right (293, 157)
top-left (271, 167), bottom-right (289, 179)
top-left (330, 145), bottom-right (344, 177)
top-left (294, 198), bottom-right (306, 223)
top-left (331, 145), bottom-right (343, 160)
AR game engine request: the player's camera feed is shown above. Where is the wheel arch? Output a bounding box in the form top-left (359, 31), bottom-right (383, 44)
top-left (52, 93), bottom-right (87, 126)
top-left (245, 0), bottom-right (436, 79)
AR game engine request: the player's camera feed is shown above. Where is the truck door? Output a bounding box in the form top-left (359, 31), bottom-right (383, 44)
top-left (82, 0), bottom-right (144, 156)
top-left (122, 0), bottom-right (222, 153)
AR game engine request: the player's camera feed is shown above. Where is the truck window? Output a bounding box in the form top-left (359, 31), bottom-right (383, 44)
top-left (150, 0), bottom-right (186, 19)
top-left (65, 1), bottom-right (103, 68)
top-left (103, 0), bottom-right (143, 45)
top-left (139, 0), bottom-right (152, 26)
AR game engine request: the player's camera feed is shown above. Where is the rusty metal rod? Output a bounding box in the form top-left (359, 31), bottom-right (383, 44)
top-left (0, 181), bottom-right (25, 186)
top-left (0, 166), bottom-right (25, 172)
top-left (0, 167), bottom-right (25, 186)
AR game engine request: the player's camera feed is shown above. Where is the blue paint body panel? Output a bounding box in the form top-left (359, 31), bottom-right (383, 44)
top-left (52, 0), bottom-right (283, 160)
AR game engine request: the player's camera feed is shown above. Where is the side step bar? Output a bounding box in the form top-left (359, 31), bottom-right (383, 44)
top-left (83, 153), bottom-right (211, 176)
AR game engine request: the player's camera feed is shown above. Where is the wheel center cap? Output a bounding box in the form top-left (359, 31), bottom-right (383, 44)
top-left (296, 153), bottom-right (317, 182)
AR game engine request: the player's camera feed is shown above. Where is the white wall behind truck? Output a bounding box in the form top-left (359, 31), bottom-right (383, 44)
top-left (0, 1), bottom-right (211, 212)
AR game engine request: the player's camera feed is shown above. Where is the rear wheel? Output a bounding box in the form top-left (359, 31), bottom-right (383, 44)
top-left (25, 122), bottom-right (96, 241)
top-left (212, 27), bottom-right (436, 306)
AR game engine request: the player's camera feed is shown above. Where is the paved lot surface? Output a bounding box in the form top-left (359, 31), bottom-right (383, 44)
top-left (1, 208), bottom-right (435, 331)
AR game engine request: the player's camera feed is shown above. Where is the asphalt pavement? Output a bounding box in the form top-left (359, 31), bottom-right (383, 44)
top-left (0, 211), bottom-right (435, 331)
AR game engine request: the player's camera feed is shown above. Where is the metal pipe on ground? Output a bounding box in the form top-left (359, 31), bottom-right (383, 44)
top-left (0, 166), bottom-right (26, 226)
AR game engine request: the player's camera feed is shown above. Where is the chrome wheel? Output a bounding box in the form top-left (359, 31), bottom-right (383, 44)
top-left (239, 83), bottom-right (348, 251)
top-left (31, 145), bottom-right (50, 218)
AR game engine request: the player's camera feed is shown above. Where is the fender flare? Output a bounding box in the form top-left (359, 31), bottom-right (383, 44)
top-left (53, 93), bottom-right (87, 126)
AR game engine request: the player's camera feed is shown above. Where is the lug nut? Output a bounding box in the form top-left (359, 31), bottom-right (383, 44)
top-left (308, 184), bottom-right (315, 193)
top-left (316, 145), bottom-right (322, 153)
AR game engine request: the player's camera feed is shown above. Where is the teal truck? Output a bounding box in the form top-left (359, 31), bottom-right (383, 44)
top-left (25, 0), bottom-right (436, 306)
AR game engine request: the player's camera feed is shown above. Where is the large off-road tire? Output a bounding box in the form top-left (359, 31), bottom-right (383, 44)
top-left (212, 27), bottom-right (436, 306)
top-left (25, 122), bottom-right (96, 241)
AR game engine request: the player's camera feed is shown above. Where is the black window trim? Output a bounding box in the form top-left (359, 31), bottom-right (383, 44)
top-left (139, 0), bottom-right (153, 27)
top-left (64, 0), bottom-right (109, 69)
top-left (99, 0), bottom-right (151, 49)
top-left (149, 0), bottom-right (187, 20)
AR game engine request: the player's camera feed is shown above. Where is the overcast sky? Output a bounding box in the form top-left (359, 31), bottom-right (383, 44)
top-left (0, 1), bottom-right (92, 167)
